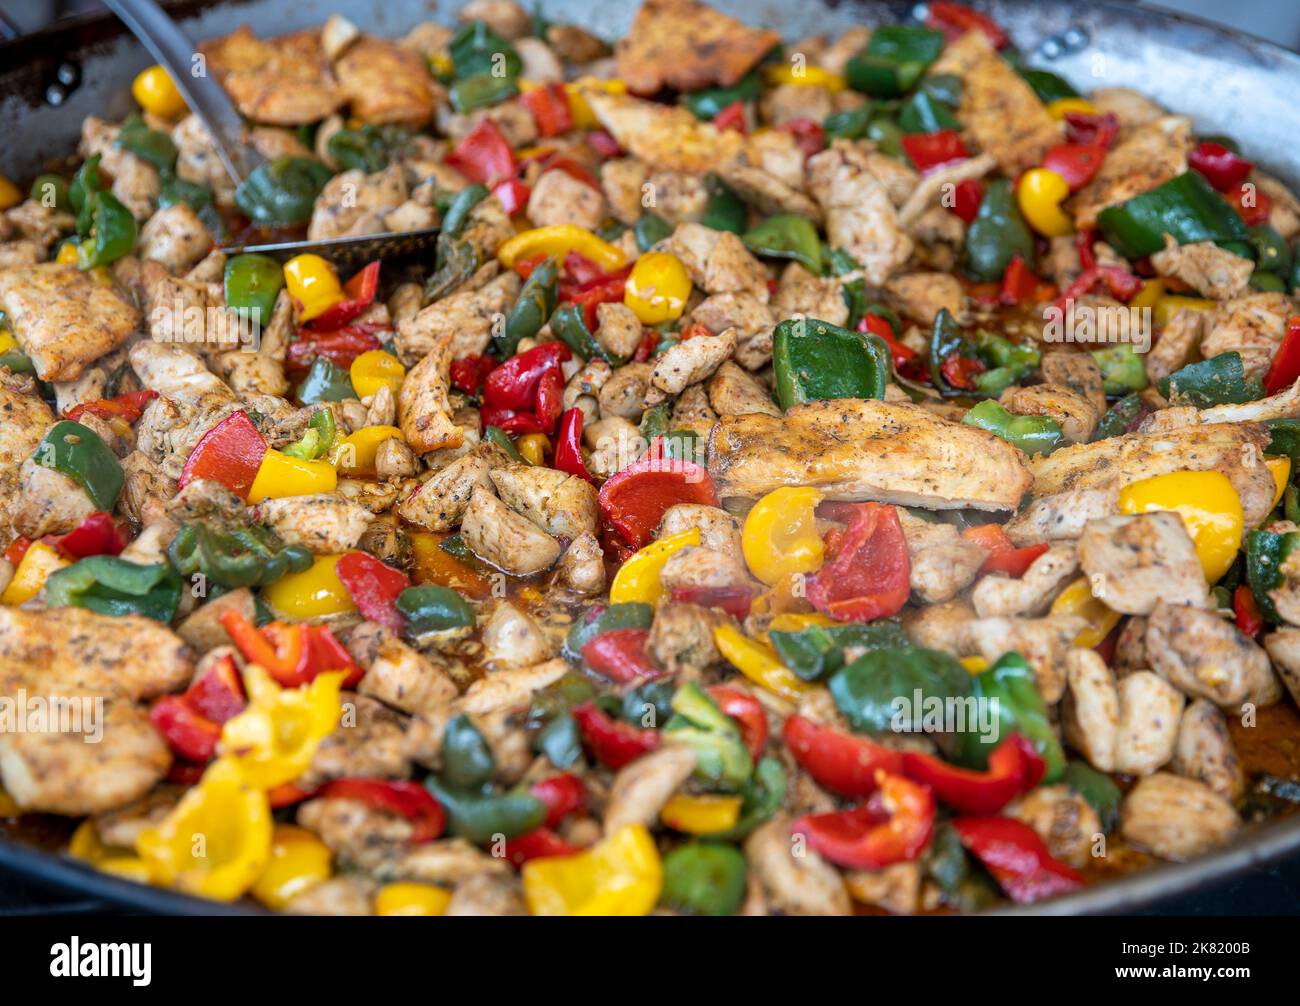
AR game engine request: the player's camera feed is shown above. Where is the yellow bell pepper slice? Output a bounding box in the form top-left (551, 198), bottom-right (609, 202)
top-left (54, 241), bottom-right (80, 265)
top-left (136, 758), bottom-right (272, 901)
top-left (1050, 576), bottom-right (1121, 649)
top-left (251, 824), bottom-right (332, 909)
top-left (523, 823), bottom-right (662, 916)
top-left (69, 819), bottom-right (155, 884)
top-left (766, 611), bottom-right (837, 634)
top-left (1129, 278), bottom-right (1164, 311)
top-left (0, 175), bottom-right (20, 212)
top-left (349, 349), bottom-right (406, 399)
top-left (1017, 168), bottom-right (1074, 237)
top-left (1267, 456), bottom-right (1292, 512)
top-left (624, 251), bottom-right (692, 324)
top-left (330, 426), bottom-right (404, 477)
top-left (763, 64), bottom-right (846, 91)
top-left (1045, 97), bottom-right (1098, 120)
top-left (374, 881), bottom-right (453, 916)
top-left (660, 793), bottom-right (744, 835)
top-left (247, 448), bottom-right (338, 503)
top-left (262, 553), bottom-right (356, 619)
top-left (429, 53), bottom-right (454, 78)
top-left (284, 254), bottom-right (345, 323)
top-left (566, 77), bottom-right (628, 129)
top-left (1154, 294), bottom-right (1216, 329)
top-left (1117, 470), bottom-right (1244, 583)
top-left (714, 623), bottom-right (811, 701)
top-left (498, 225), bottom-right (627, 272)
top-left (609, 529), bottom-right (701, 605)
top-left (220, 666), bottom-right (345, 790)
top-left (516, 433), bottom-right (550, 466)
top-left (2, 541), bottom-right (70, 606)
top-left (131, 65), bottom-right (187, 117)
top-left (960, 656), bottom-right (991, 674)
top-left (742, 487), bottom-right (825, 586)
top-left (0, 330), bottom-right (18, 353)
top-left (0, 785), bottom-right (20, 817)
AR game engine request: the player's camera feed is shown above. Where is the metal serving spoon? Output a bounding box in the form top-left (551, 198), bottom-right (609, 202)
top-left (102, 0), bottom-right (439, 266)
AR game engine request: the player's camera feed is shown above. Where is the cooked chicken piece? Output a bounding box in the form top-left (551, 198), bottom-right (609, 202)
top-left (896, 153), bottom-right (996, 230)
top-left (1172, 699), bottom-right (1243, 802)
top-left (397, 441), bottom-right (507, 532)
top-left (397, 329), bottom-right (462, 455)
top-left (691, 292), bottom-right (777, 369)
top-left (842, 862), bottom-right (921, 916)
top-left (1145, 600), bottom-right (1279, 708)
top-left (598, 361), bottom-right (656, 421)
top-left (0, 699), bottom-right (170, 816)
top-left (527, 169), bottom-right (608, 231)
top-left (513, 35), bottom-right (563, 81)
top-left (451, 658), bottom-right (568, 717)
top-left (545, 22), bottom-right (609, 62)
top-left (745, 814), bottom-right (851, 916)
top-left (1007, 785), bottom-right (1102, 868)
top-left (0, 370), bottom-right (55, 524)
top-left (615, 0), bottom-right (778, 93)
top-left (93, 786), bottom-right (184, 849)
top-left (1145, 308), bottom-right (1204, 384)
top-left (297, 796), bottom-right (415, 872)
top-left (79, 116), bottom-right (159, 220)
top-left (118, 450), bottom-right (176, 527)
top-left (604, 745), bottom-right (697, 834)
top-left (807, 140), bottom-right (912, 287)
top-left (657, 503), bottom-right (742, 554)
top-left (0, 241), bottom-right (39, 268)
top-left (557, 531), bottom-right (605, 594)
top-left (380, 837), bottom-right (512, 888)
top-left (883, 272), bottom-right (964, 326)
top-left (667, 224), bottom-right (768, 299)
top-left (320, 14), bottom-right (360, 61)
top-left (594, 302), bottom-right (643, 360)
top-left (176, 589), bottom-right (254, 652)
top-left (760, 82), bottom-right (833, 127)
top-left (999, 383), bottom-right (1101, 445)
top-left (1199, 378), bottom-right (1300, 425)
top-left (772, 263), bottom-right (846, 326)
top-left (1028, 420), bottom-right (1275, 528)
top-left (583, 90), bottom-right (744, 174)
top-left (201, 26), bottom-right (344, 125)
top-left (718, 158), bottom-right (822, 222)
top-left (445, 873), bottom-right (527, 916)
top-left (489, 463), bottom-right (599, 540)
top-left (1003, 486), bottom-right (1118, 546)
top-left (395, 271), bottom-right (519, 362)
top-left (584, 415), bottom-right (643, 478)
top-left (659, 545), bottom-right (751, 593)
top-left (333, 35), bottom-right (436, 125)
top-left (896, 511), bottom-right (987, 604)
top-left (670, 382), bottom-right (721, 439)
top-left (971, 543), bottom-right (1078, 617)
top-left (651, 329), bottom-right (738, 394)
top-left (1265, 628), bottom-right (1300, 707)
top-left (600, 159), bottom-right (649, 226)
top-left (5, 200), bottom-right (75, 255)
top-left (212, 288), bottom-right (292, 397)
top-left (901, 598), bottom-right (976, 651)
top-left (1255, 170), bottom-right (1300, 240)
top-left (708, 398), bottom-right (1033, 511)
top-left (253, 493), bottom-right (374, 553)
top-left (1062, 648), bottom-right (1120, 773)
top-left (1200, 292), bottom-right (1292, 380)
top-left (345, 621), bottom-right (458, 717)
top-left (461, 485), bottom-right (561, 575)
top-left (955, 615), bottom-right (1084, 703)
top-left (1068, 116), bottom-right (1191, 229)
top-left (307, 164), bottom-right (407, 241)
top-left (302, 693), bottom-right (411, 788)
top-left (1089, 87), bottom-right (1165, 130)
top-left (138, 203), bottom-right (213, 274)
top-left (1077, 512), bottom-right (1208, 615)
top-left (647, 602), bottom-right (725, 678)
top-left (707, 361), bottom-right (780, 418)
top-left (0, 264), bottom-right (139, 382)
top-left (1119, 772), bottom-right (1239, 862)
top-left (1115, 671), bottom-right (1184, 776)
top-left (481, 602), bottom-right (553, 669)
top-left (285, 876), bottom-right (374, 916)
top-left (456, 0), bottom-right (531, 38)
top-left (1151, 237), bottom-right (1253, 300)
top-left (172, 115), bottom-right (237, 209)
top-left (12, 459), bottom-right (97, 539)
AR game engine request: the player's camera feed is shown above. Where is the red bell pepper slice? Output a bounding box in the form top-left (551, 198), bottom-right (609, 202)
top-left (962, 523), bottom-right (1049, 578)
top-left (449, 353), bottom-right (497, 396)
top-left (900, 130), bottom-right (969, 173)
top-left (1076, 228), bottom-right (1097, 271)
top-left (553, 407), bottom-right (594, 483)
top-left (901, 733), bottom-right (1045, 815)
top-left (597, 456), bottom-right (721, 549)
top-left (268, 782), bottom-right (315, 809)
top-left (777, 118), bottom-right (826, 158)
top-left (940, 353), bottom-right (986, 390)
top-left (220, 610), bottom-right (362, 688)
top-left (1265, 317), bottom-right (1300, 395)
top-left (318, 779), bottom-right (446, 844)
top-left (51, 511), bottom-right (126, 558)
top-left (670, 584), bottom-right (754, 619)
top-left (806, 502), bottom-right (910, 622)
top-left (792, 771), bottom-right (935, 870)
top-left (1063, 111), bottom-right (1118, 149)
top-left (480, 406), bottom-right (547, 436)
top-left (185, 654), bottom-right (247, 725)
top-left (150, 697), bottom-right (223, 764)
top-left (580, 628), bottom-right (663, 683)
top-left (521, 82), bottom-right (574, 137)
top-left (541, 155), bottom-right (602, 192)
top-left (783, 715), bottom-right (903, 797)
top-left (306, 261), bottom-right (380, 331)
top-left (707, 686), bottom-right (767, 762)
top-left (483, 342), bottom-right (572, 411)
top-left (529, 773), bottom-right (587, 828)
top-left (633, 329), bottom-right (660, 362)
top-left (445, 119), bottom-right (516, 187)
top-left (491, 178), bottom-right (531, 216)
top-left (64, 388), bottom-right (158, 424)
top-left (535, 365), bottom-right (564, 434)
top-left (3, 536), bottom-right (31, 566)
top-left (1234, 583), bottom-right (1264, 637)
top-left (586, 129), bottom-right (622, 158)
top-left (949, 178), bottom-right (983, 224)
top-left (859, 313), bottom-right (924, 381)
top-left (711, 100), bottom-right (748, 134)
top-left (1042, 143), bottom-right (1105, 191)
top-left (1188, 141), bottom-right (1254, 192)
top-left (286, 323), bottom-right (385, 375)
top-left (572, 701), bottom-right (661, 769)
top-left (951, 816), bottom-right (1084, 904)
top-left (177, 410), bottom-right (267, 500)
top-left (1000, 255), bottom-right (1039, 306)
top-left (504, 827), bottom-right (583, 865)
top-left (335, 551), bottom-right (409, 634)
top-left (1226, 182), bottom-right (1272, 226)
top-left (304, 625), bottom-right (365, 688)
top-left (166, 761), bottom-right (207, 786)
top-left (926, 0), bottom-right (1008, 48)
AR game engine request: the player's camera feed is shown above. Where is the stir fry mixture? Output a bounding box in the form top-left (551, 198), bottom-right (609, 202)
top-left (3, 0), bottom-right (1300, 916)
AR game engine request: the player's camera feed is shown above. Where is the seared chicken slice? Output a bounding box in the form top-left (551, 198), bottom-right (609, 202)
top-left (614, 0), bottom-right (779, 94)
top-left (344, 621), bottom-right (458, 717)
top-left (451, 658), bottom-right (568, 716)
top-left (651, 328), bottom-right (737, 394)
top-left (1068, 116), bottom-right (1191, 229)
top-left (302, 693), bottom-right (412, 788)
top-left (557, 531), bottom-right (605, 594)
top-left (583, 90), bottom-right (744, 174)
top-left (955, 614), bottom-right (1084, 703)
top-left (1062, 648), bottom-right (1120, 773)
top-left (1172, 699), bottom-right (1243, 802)
top-left (254, 493), bottom-right (374, 553)
top-left (481, 601), bottom-right (553, 669)
top-left (1115, 671), bottom-right (1184, 776)
top-left (1006, 785), bottom-right (1102, 868)
top-left (333, 35), bottom-right (437, 126)
top-left (1200, 291), bottom-right (1292, 380)
top-left (604, 745), bottom-right (697, 834)
top-left (397, 441), bottom-right (508, 532)
top-left (1151, 237), bottom-right (1253, 300)
top-left (138, 203), bottom-right (213, 274)
top-left (201, 25), bottom-right (344, 126)
top-left (745, 814), bottom-right (851, 916)
top-left (971, 543), bottom-right (1078, 617)
top-left (489, 463), bottom-right (599, 540)
top-left (807, 140), bottom-right (912, 287)
top-left (1145, 600), bottom-right (1279, 708)
top-left (1077, 512), bottom-right (1208, 615)
top-left (12, 458), bottom-right (97, 539)
top-left (1119, 773), bottom-right (1239, 862)
top-left (395, 272), bottom-right (520, 363)
top-left (897, 510), bottom-right (988, 604)
top-left (461, 485), bottom-right (561, 575)
top-left (397, 329), bottom-right (462, 455)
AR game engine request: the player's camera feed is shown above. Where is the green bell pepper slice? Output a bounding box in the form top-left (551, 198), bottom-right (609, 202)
top-left (450, 73), bottom-right (520, 113)
top-left (969, 329), bottom-right (1041, 396)
top-left (441, 714), bottom-right (496, 790)
top-left (69, 155), bottom-right (103, 236)
top-left (683, 71), bottom-right (762, 120)
top-left (224, 253), bottom-right (285, 328)
top-left (550, 302), bottom-right (620, 365)
top-left (1090, 344), bottom-right (1149, 396)
top-left (484, 425), bottom-right (526, 462)
top-left (424, 237), bottom-right (480, 303)
top-left (498, 255), bottom-right (558, 356)
top-left (824, 105), bottom-right (872, 141)
top-left (1246, 528), bottom-right (1300, 624)
top-left (424, 776), bottom-right (545, 843)
top-left (534, 713), bottom-right (583, 769)
top-left (116, 114), bottom-right (178, 173)
top-left (772, 317), bottom-right (890, 410)
top-left (964, 178), bottom-right (1035, 282)
top-left (562, 602), bottom-right (654, 664)
top-left (957, 651), bottom-right (1066, 782)
top-left (45, 556), bottom-right (182, 622)
top-left (396, 584), bottom-right (477, 635)
top-left (701, 174), bottom-right (748, 234)
top-left (742, 213), bottom-right (824, 274)
top-left (29, 173), bottom-right (71, 212)
top-left (866, 115), bottom-right (905, 158)
top-left (660, 843), bottom-right (747, 916)
top-left (1097, 171), bottom-right (1251, 260)
top-left (634, 213), bottom-right (673, 252)
top-left (282, 408), bottom-right (336, 461)
top-left (662, 687), bottom-right (752, 788)
top-left (441, 184), bottom-right (490, 238)
top-left (325, 124), bottom-right (414, 173)
top-left (698, 756), bottom-right (786, 842)
top-left (34, 420), bottom-right (123, 510)
top-left (1063, 760), bottom-right (1121, 833)
top-left (1157, 351), bottom-right (1263, 407)
top-left (77, 192), bottom-right (137, 270)
top-left (1250, 224), bottom-right (1292, 276)
top-left (897, 81), bottom-right (961, 135)
top-left (297, 357), bottom-right (356, 404)
top-left (1092, 391), bottom-right (1149, 441)
top-left (168, 522), bottom-right (312, 590)
top-left (829, 645), bottom-right (971, 735)
top-left (770, 620), bottom-right (910, 682)
top-left (845, 25), bottom-right (946, 97)
top-left (638, 401), bottom-right (672, 444)
top-left (449, 20), bottom-right (522, 80)
top-left (963, 400), bottom-right (1063, 455)
top-left (1252, 272), bottom-right (1286, 293)
top-left (1017, 67), bottom-right (1079, 104)
top-left (235, 156), bottom-right (333, 227)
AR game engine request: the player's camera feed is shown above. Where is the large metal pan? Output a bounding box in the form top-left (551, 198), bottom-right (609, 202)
top-left (1, 0), bottom-right (1299, 916)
